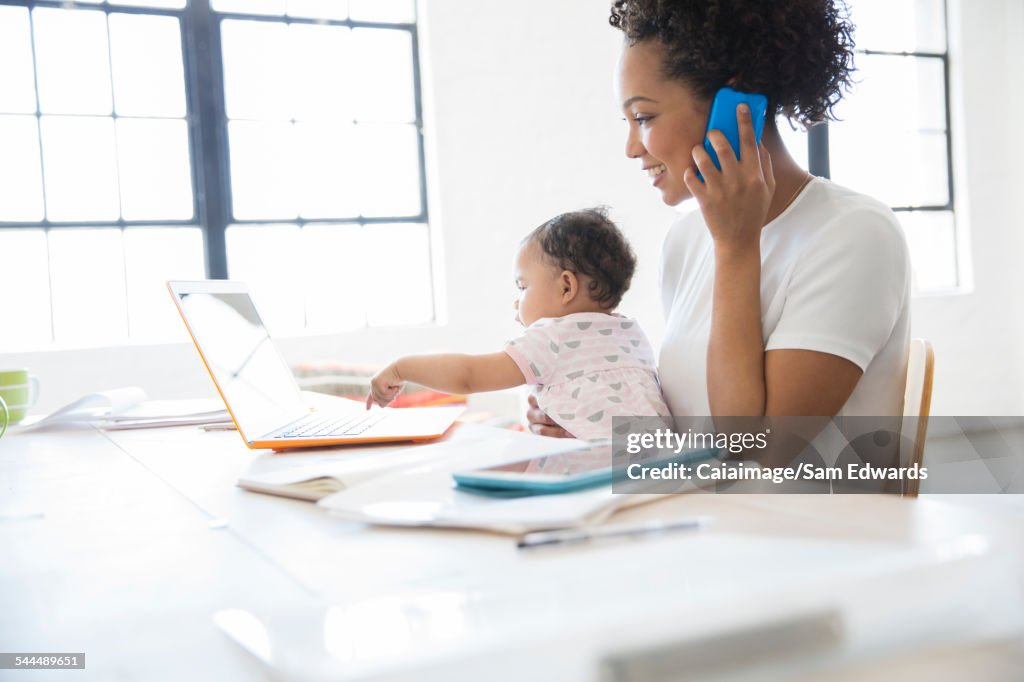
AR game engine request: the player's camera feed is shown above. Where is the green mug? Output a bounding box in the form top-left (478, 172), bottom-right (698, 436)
top-left (0, 369), bottom-right (40, 426)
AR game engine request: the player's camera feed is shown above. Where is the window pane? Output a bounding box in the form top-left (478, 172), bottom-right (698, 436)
top-left (41, 115), bottom-right (120, 222)
top-left (109, 13), bottom-right (186, 117)
top-left (0, 7), bottom-right (37, 114)
top-left (0, 229), bottom-right (52, 349)
top-left (109, 0), bottom-right (187, 8)
top-left (221, 19), bottom-right (292, 120)
top-left (898, 211), bottom-right (958, 291)
top-left (355, 123), bottom-right (421, 217)
top-left (228, 120), bottom-right (297, 220)
top-left (364, 224), bottom-right (433, 325)
top-left (851, 0), bottom-right (946, 53)
top-left (117, 118), bottom-right (194, 221)
top-left (295, 122), bottom-right (360, 219)
top-left (291, 23), bottom-right (353, 122)
top-left (287, 0), bottom-right (347, 20)
top-left (351, 28), bottom-right (415, 123)
top-left (212, 0), bottom-right (286, 15)
top-left (839, 55), bottom-right (946, 133)
top-left (33, 7), bottom-right (113, 115)
top-left (831, 128), bottom-right (948, 207)
top-left (302, 225), bottom-right (366, 331)
top-left (226, 224), bottom-right (305, 334)
top-left (830, 55), bottom-right (948, 207)
top-left (124, 227), bottom-right (204, 341)
top-left (0, 116), bottom-right (45, 221)
top-left (349, 0), bottom-right (415, 23)
top-left (48, 228), bottom-right (128, 345)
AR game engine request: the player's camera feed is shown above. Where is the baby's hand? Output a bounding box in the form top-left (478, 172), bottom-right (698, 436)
top-left (367, 362), bottom-right (405, 409)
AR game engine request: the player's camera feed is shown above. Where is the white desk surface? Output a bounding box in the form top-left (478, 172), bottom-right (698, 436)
top-left (2, 422), bottom-right (1023, 681)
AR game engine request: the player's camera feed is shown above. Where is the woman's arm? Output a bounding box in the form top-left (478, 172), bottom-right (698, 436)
top-left (706, 243), bottom-right (766, 415)
top-left (685, 104), bottom-right (774, 416)
top-left (687, 104), bottom-right (863, 417)
top-left (367, 353), bottom-right (526, 408)
top-left (706, 247), bottom-right (864, 416)
top-left (763, 350), bottom-right (862, 416)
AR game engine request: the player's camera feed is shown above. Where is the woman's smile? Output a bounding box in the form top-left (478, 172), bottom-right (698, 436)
top-left (645, 163), bottom-right (667, 185)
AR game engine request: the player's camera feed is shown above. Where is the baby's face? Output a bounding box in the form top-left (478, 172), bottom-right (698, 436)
top-left (513, 240), bottom-right (567, 327)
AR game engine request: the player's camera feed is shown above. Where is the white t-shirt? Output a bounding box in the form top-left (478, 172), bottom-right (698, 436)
top-left (659, 177), bottom-right (911, 417)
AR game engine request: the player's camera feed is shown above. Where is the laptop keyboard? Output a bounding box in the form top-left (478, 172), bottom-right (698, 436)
top-left (275, 412), bottom-right (386, 439)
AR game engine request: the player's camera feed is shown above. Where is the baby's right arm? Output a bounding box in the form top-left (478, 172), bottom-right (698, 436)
top-left (366, 353), bottom-right (526, 408)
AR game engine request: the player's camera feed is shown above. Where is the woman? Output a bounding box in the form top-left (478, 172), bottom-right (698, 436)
top-left (529, 0), bottom-right (910, 436)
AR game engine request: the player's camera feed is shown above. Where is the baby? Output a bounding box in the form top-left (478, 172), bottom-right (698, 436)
top-left (367, 208), bottom-right (670, 440)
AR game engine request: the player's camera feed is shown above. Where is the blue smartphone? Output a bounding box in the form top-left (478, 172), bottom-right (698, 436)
top-left (701, 86), bottom-right (768, 176)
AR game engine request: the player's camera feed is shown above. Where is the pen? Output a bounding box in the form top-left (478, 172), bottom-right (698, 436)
top-left (517, 515), bottom-right (711, 550)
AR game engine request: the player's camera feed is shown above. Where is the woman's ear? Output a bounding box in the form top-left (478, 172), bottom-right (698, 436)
top-left (560, 270), bottom-right (579, 304)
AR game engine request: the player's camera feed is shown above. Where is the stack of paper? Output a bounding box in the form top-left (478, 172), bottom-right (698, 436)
top-left (317, 473), bottom-right (652, 534)
top-left (18, 388), bottom-right (230, 432)
top-left (100, 398), bottom-right (231, 431)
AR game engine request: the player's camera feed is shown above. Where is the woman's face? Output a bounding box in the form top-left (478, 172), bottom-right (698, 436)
top-left (615, 40), bottom-right (710, 206)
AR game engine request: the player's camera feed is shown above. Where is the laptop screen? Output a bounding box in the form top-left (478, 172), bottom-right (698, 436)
top-left (174, 289), bottom-right (306, 439)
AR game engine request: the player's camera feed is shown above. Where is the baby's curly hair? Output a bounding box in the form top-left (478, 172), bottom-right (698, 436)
top-left (527, 208), bottom-right (636, 310)
top-left (609, 0), bottom-right (856, 127)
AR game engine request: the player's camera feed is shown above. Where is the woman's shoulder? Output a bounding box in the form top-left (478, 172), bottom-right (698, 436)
top-left (803, 179), bottom-right (901, 231)
top-left (784, 178), bottom-right (908, 253)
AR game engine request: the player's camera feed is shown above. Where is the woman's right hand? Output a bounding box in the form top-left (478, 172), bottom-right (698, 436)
top-left (526, 394), bottom-right (571, 438)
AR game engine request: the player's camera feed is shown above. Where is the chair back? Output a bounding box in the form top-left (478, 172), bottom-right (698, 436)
top-left (901, 339), bottom-right (935, 496)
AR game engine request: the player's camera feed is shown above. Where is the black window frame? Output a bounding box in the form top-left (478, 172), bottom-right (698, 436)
top-left (808, 48), bottom-right (954, 215)
top-left (0, 0), bottom-right (430, 282)
top-left (803, 0), bottom-right (957, 288)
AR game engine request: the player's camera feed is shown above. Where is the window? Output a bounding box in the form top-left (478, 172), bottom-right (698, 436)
top-left (0, 0), bottom-right (431, 350)
top-left (781, 0), bottom-right (957, 293)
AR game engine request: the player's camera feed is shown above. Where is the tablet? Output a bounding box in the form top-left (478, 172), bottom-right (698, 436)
top-left (453, 445), bottom-right (618, 494)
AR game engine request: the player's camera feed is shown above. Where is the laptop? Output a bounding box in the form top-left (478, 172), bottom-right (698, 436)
top-left (167, 280), bottom-right (464, 449)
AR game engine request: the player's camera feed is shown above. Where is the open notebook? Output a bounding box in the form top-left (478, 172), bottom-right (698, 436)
top-left (237, 454), bottom-right (436, 502)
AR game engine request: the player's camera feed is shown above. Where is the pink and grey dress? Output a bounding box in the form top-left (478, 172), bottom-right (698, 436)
top-left (503, 312), bottom-right (671, 441)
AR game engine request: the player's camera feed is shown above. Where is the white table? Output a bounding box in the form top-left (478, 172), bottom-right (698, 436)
top-left (3, 422), bottom-right (1023, 681)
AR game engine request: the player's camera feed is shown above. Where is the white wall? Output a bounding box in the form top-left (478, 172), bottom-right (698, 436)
top-left (3, 0), bottom-right (1022, 417)
top-left (910, 0), bottom-right (1024, 414)
top-left (1007, 0), bottom-right (1024, 415)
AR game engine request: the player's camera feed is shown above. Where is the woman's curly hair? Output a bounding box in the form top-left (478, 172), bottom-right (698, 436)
top-left (609, 0), bottom-right (856, 127)
top-left (528, 207), bottom-right (636, 310)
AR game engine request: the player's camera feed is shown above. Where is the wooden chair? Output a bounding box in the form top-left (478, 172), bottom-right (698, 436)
top-left (901, 339), bottom-right (935, 497)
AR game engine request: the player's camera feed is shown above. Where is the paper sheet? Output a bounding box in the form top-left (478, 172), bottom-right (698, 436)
top-left (17, 390), bottom-right (230, 431)
top-left (18, 387), bottom-right (148, 431)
